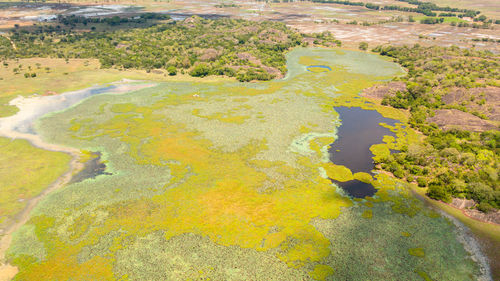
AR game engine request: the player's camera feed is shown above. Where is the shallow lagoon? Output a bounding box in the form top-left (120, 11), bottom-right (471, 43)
top-left (7, 48), bottom-right (487, 280)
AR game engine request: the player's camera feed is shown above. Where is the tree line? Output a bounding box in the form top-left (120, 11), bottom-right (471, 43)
top-left (0, 16), bottom-right (338, 82)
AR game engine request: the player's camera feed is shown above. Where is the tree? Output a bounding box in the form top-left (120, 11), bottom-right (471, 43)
top-left (427, 184), bottom-right (451, 202)
top-left (189, 63), bottom-right (210, 77)
top-left (477, 202), bottom-right (494, 213)
top-left (416, 177), bottom-right (427, 187)
top-left (167, 65), bottom-right (177, 76)
top-left (359, 42), bottom-right (368, 51)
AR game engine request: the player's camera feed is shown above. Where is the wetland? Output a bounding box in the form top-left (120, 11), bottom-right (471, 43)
top-left (1, 48), bottom-right (491, 280)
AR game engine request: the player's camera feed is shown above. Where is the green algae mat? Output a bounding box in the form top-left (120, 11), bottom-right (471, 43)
top-left (7, 48), bottom-right (484, 280)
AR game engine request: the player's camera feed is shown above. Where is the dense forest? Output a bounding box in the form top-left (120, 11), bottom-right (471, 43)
top-left (0, 16), bottom-right (339, 81)
top-left (373, 45), bottom-right (499, 212)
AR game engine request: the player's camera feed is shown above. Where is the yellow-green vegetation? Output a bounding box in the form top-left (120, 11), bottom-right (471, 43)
top-left (0, 137), bottom-right (71, 226)
top-left (322, 163), bottom-right (354, 182)
top-left (408, 247), bottom-right (425, 257)
top-left (353, 172), bottom-right (373, 183)
top-left (6, 48), bottom-right (482, 280)
top-left (361, 209), bottom-right (373, 219)
top-left (192, 107), bottom-right (250, 124)
top-left (309, 264), bottom-right (335, 280)
top-left (409, 182), bottom-right (500, 278)
top-left (416, 269), bottom-right (434, 281)
top-left (410, 184), bottom-right (500, 243)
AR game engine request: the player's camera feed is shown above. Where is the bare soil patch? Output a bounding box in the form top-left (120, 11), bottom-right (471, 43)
top-left (443, 87), bottom-right (500, 121)
top-left (427, 109), bottom-right (498, 131)
top-left (451, 198), bottom-right (500, 225)
top-left (360, 81), bottom-right (406, 100)
top-left (0, 263), bottom-right (17, 281)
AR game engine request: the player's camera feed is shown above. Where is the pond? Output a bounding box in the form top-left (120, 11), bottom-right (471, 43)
top-left (70, 152), bottom-right (111, 184)
top-left (329, 106), bottom-right (399, 198)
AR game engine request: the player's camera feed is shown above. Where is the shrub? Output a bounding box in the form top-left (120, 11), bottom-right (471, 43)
top-left (359, 42), bottom-right (368, 51)
top-left (167, 66), bottom-right (177, 76)
top-left (427, 184), bottom-right (451, 202)
top-left (477, 202), bottom-right (493, 213)
top-left (393, 169), bottom-right (405, 179)
top-left (189, 63), bottom-right (210, 77)
top-left (416, 177), bottom-right (427, 187)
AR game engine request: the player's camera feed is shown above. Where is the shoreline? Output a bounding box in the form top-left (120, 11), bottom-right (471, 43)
top-left (376, 169), bottom-right (499, 226)
top-left (374, 160), bottom-right (497, 280)
top-left (406, 179), bottom-right (500, 280)
top-left (443, 200), bottom-right (500, 226)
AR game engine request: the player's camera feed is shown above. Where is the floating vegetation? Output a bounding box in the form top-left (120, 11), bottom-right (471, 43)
top-left (361, 209), bottom-right (373, 219)
top-left (6, 48), bottom-right (482, 280)
top-left (416, 270), bottom-right (434, 281)
top-left (409, 247), bottom-right (426, 258)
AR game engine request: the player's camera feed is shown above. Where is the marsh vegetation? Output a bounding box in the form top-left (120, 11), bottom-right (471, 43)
top-left (0, 2), bottom-right (498, 280)
top-left (3, 48), bottom-right (487, 281)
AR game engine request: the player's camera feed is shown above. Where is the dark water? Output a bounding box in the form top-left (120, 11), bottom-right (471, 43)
top-left (329, 106), bottom-right (398, 198)
top-left (70, 152), bottom-right (111, 184)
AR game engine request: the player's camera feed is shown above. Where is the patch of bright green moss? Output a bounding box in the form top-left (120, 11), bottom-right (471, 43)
top-left (408, 247), bottom-right (425, 257)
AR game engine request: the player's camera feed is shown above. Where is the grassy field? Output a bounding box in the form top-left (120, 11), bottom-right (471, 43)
top-left (413, 15), bottom-right (469, 23)
top-left (0, 137), bottom-right (71, 228)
